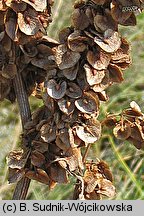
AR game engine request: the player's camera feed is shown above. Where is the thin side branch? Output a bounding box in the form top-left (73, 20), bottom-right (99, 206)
top-left (82, 143), bottom-right (91, 163)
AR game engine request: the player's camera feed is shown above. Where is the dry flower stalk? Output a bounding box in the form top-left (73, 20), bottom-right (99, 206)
top-left (0, 0), bottom-right (143, 200)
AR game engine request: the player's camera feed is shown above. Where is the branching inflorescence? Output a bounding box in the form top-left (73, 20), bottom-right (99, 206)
top-left (0, 0), bottom-right (144, 200)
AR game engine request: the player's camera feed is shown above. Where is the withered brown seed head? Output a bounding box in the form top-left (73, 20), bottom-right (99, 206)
top-left (3, 0), bottom-right (143, 200)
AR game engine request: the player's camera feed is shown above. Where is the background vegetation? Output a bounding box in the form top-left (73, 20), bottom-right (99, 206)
top-left (0, 0), bottom-right (144, 200)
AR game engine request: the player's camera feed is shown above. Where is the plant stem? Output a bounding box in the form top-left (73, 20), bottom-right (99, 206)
top-left (12, 44), bottom-right (31, 200)
top-left (13, 67), bottom-right (31, 128)
top-left (82, 143), bottom-right (91, 163)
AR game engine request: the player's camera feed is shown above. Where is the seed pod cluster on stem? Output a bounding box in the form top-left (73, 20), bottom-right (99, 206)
top-left (3, 0), bottom-right (144, 199)
top-left (103, 101), bottom-right (144, 150)
top-left (0, 0), bottom-right (54, 101)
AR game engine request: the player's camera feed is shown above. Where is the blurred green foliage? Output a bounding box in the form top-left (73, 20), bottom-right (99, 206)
top-left (0, 1), bottom-right (144, 200)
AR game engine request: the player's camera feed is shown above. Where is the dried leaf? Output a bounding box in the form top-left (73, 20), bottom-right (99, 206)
top-left (102, 114), bottom-right (117, 128)
top-left (113, 123), bottom-right (131, 140)
top-left (2, 34), bottom-right (12, 52)
top-left (68, 30), bottom-right (88, 52)
top-left (94, 29), bottom-right (121, 53)
top-left (97, 160), bottom-right (113, 182)
top-left (46, 79), bottom-right (67, 99)
top-left (62, 63), bottom-right (79, 80)
top-left (66, 82), bottom-right (82, 99)
top-left (6, 0), bottom-right (27, 12)
top-left (25, 168), bottom-right (49, 184)
top-left (58, 98), bottom-right (75, 115)
top-left (111, 1), bottom-right (137, 26)
top-left (131, 123), bottom-right (144, 141)
top-left (108, 63), bottom-right (124, 83)
top-left (20, 43), bottom-right (38, 57)
top-left (92, 70), bottom-right (110, 92)
top-left (32, 140), bottom-right (48, 153)
top-left (84, 64), bottom-right (106, 86)
top-left (130, 101), bottom-right (142, 114)
top-left (94, 9), bottom-right (117, 32)
top-left (7, 150), bottom-right (28, 169)
top-left (65, 148), bottom-right (84, 171)
top-left (55, 44), bottom-right (80, 70)
top-left (76, 118), bottom-right (101, 143)
top-left (97, 178), bottom-right (116, 198)
top-left (49, 164), bottom-right (68, 184)
top-left (84, 170), bottom-right (98, 193)
top-left (40, 123), bottom-right (56, 143)
top-left (75, 91), bottom-right (99, 114)
top-left (56, 128), bottom-right (75, 151)
top-left (18, 9), bottom-right (42, 36)
top-left (31, 150), bottom-right (45, 167)
top-left (32, 55), bottom-right (55, 70)
top-left (5, 10), bottom-right (18, 41)
top-left (22, 0), bottom-right (47, 12)
top-left (2, 63), bottom-right (17, 79)
top-left (8, 168), bottom-right (25, 183)
top-left (71, 8), bottom-right (90, 30)
top-left (59, 27), bottom-right (72, 44)
top-left (87, 50), bottom-right (111, 70)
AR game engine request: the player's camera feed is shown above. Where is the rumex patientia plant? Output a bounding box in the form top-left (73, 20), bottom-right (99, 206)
top-left (0, 0), bottom-right (144, 200)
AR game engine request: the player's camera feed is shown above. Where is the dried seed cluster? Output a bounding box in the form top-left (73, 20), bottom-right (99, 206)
top-left (103, 101), bottom-right (144, 150)
top-left (73, 160), bottom-right (115, 200)
top-left (0, 0), bottom-right (53, 42)
top-left (5, 0), bottom-right (144, 200)
top-left (0, 0), bottom-right (54, 101)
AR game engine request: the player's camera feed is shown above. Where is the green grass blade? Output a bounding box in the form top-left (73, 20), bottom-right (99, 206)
top-left (108, 135), bottom-right (143, 197)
